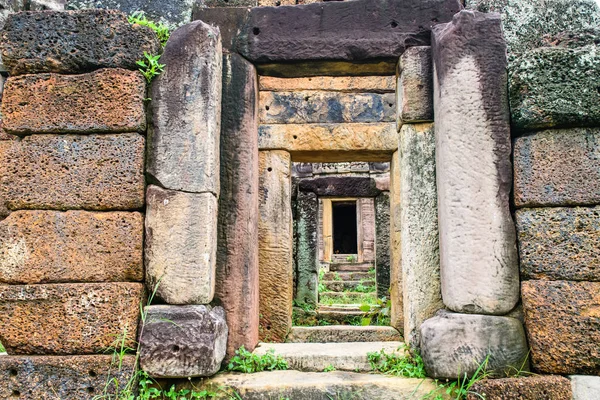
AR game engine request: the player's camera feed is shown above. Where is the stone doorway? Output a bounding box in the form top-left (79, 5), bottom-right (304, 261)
top-left (331, 200), bottom-right (358, 256)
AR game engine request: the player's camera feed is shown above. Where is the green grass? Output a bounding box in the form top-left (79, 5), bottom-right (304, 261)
top-left (225, 346), bottom-right (288, 373)
top-left (0, 341), bottom-right (4, 353)
top-left (367, 348), bottom-right (427, 378)
top-left (319, 292), bottom-right (377, 306)
top-left (128, 11), bottom-right (171, 47)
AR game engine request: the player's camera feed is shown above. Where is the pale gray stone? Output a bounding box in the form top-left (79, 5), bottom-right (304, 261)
top-left (139, 305), bottom-right (228, 378)
top-left (397, 46), bottom-right (433, 128)
top-left (30, 0), bottom-right (66, 10)
top-left (571, 375), bottom-right (600, 400)
top-left (287, 326), bottom-right (401, 344)
top-left (145, 186), bottom-right (218, 305)
top-left (432, 11), bottom-right (519, 315)
top-left (420, 311), bottom-right (529, 379)
top-left (399, 123), bottom-right (443, 350)
top-left (147, 20), bottom-right (222, 196)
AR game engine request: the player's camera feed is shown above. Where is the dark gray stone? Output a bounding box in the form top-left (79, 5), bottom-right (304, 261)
top-left (375, 192), bottom-right (390, 299)
top-left (298, 176), bottom-right (382, 197)
top-left (0, 9), bottom-right (160, 75)
top-left (192, 6), bottom-right (251, 51)
top-left (295, 191), bottom-right (318, 307)
top-left (291, 163), bottom-right (313, 178)
top-left (420, 311), bottom-right (529, 379)
top-left (236, 0), bottom-right (462, 63)
top-left (139, 305), bottom-right (228, 378)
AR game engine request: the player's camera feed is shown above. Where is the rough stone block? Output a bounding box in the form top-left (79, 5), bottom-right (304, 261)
top-left (510, 45), bottom-right (600, 131)
top-left (522, 280), bottom-right (600, 375)
top-left (295, 191), bottom-right (318, 307)
top-left (397, 47), bottom-right (433, 127)
top-left (147, 20), bottom-right (221, 195)
top-left (0, 210), bottom-right (143, 284)
top-left (432, 11), bottom-right (519, 315)
top-left (516, 206), bottom-right (600, 281)
top-left (0, 9), bottom-right (160, 75)
top-left (389, 150), bottom-right (402, 331)
top-left (259, 91), bottom-right (396, 124)
top-left (258, 123), bottom-right (397, 162)
top-left (192, 6), bottom-right (251, 51)
top-left (197, 0), bottom-right (256, 7)
top-left (298, 176), bottom-right (383, 198)
top-left (1, 69), bottom-right (146, 134)
top-left (312, 162), bottom-right (370, 175)
top-left (0, 283), bottom-right (144, 354)
top-left (571, 375), bottom-right (600, 400)
top-left (236, 0), bottom-right (461, 63)
top-left (420, 312), bottom-right (529, 379)
top-left (399, 123), bottom-right (443, 349)
top-left (216, 53), bottom-right (259, 357)
top-left (467, 376), bottom-right (572, 400)
top-left (258, 151), bottom-right (293, 343)
top-left (0, 133), bottom-right (145, 211)
top-left (259, 76), bottom-right (395, 93)
top-left (0, 355), bottom-right (136, 400)
top-left (514, 128), bottom-right (600, 207)
top-left (139, 305), bottom-right (228, 378)
top-left (145, 186), bottom-right (218, 305)
top-left (375, 192), bottom-right (390, 299)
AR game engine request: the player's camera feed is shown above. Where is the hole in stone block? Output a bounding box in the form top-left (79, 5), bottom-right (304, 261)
top-left (11, 390), bottom-right (20, 397)
top-left (9, 369), bottom-right (17, 377)
top-left (172, 345), bottom-right (180, 353)
top-left (88, 370), bottom-right (97, 377)
top-left (87, 387), bottom-right (95, 394)
top-left (267, 167), bottom-right (273, 172)
top-left (265, 105), bottom-right (270, 111)
top-left (391, 21), bottom-right (398, 28)
top-left (253, 27), bottom-right (260, 35)
top-left (293, 135), bottom-right (298, 140)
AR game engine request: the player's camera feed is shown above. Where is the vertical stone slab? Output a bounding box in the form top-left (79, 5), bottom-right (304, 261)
top-left (295, 191), bottom-right (318, 307)
top-left (258, 150), bottom-right (293, 342)
top-left (359, 198), bottom-right (376, 262)
top-left (216, 53), bottom-right (259, 357)
top-left (389, 150), bottom-right (403, 331)
top-left (145, 186), bottom-right (218, 305)
top-left (400, 123), bottom-right (443, 349)
top-left (432, 11), bottom-right (519, 315)
top-left (397, 46), bottom-right (434, 127)
top-left (375, 192), bottom-right (391, 299)
top-left (147, 20), bottom-right (222, 195)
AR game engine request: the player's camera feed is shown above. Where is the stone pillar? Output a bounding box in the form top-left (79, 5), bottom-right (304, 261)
top-left (258, 150), bottom-right (293, 342)
top-left (397, 46), bottom-right (434, 127)
top-left (375, 192), bottom-right (391, 299)
top-left (358, 198), bottom-right (376, 262)
top-left (215, 53), bottom-right (259, 357)
top-left (399, 123), bottom-right (443, 350)
top-left (389, 150), bottom-right (403, 331)
top-left (295, 191), bottom-right (318, 307)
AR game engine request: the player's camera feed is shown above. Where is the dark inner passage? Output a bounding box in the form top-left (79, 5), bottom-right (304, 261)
top-left (333, 201), bottom-right (358, 254)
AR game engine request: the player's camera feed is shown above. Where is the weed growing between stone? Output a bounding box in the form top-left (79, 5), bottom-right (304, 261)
top-left (128, 12), bottom-right (169, 83)
top-left (323, 365), bottom-right (336, 372)
top-left (422, 356), bottom-right (491, 400)
top-left (136, 52), bottom-right (166, 83)
top-left (367, 347), bottom-right (427, 379)
top-left (359, 297), bottom-right (391, 326)
top-left (0, 341), bottom-right (4, 353)
top-left (225, 346), bottom-right (288, 373)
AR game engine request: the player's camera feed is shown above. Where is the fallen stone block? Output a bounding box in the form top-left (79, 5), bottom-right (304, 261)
top-left (514, 128), bottom-right (600, 207)
top-left (1, 69), bottom-right (146, 134)
top-left (147, 20), bottom-right (222, 195)
top-left (0, 210), bottom-right (143, 284)
top-left (432, 10), bottom-right (519, 315)
top-left (0, 133), bottom-right (145, 211)
top-left (522, 280), bottom-right (600, 375)
top-left (467, 376), bottom-right (572, 400)
top-left (259, 76), bottom-right (395, 93)
top-left (0, 9), bottom-right (159, 75)
top-left (139, 305), bottom-right (228, 378)
top-left (145, 186), bottom-right (218, 305)
top-left (0, 355), bottom-right (136, 400)
top-left (397, 47), bottom-right (433, 126)
top-left (570, 375), bottom-right (600, 400)
top-left (0, 283), bottom-right (144, 354)
top-left (420, 311), bottom-right (529, 379)
top-left (516, 206), bottom-right (600, 281)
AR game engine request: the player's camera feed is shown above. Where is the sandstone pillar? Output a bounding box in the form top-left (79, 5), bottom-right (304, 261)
top-left (397, 46), bottom-right (434, 127)
top-left (295, 191), bottom-right (318, 307)
top-left (375, 192), bottom-right (390, 299)
top-left (389, 150), bottom-right (403, 331)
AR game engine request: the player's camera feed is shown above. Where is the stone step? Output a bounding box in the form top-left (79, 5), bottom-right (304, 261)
top-left (253, 342), bottom-right (404, 372)
top-left (321, 280), bottom-right (376, 292)
top-left (319, 291), bottom-right (376, 304)
top-left (318, 304), bottom-right (369, 312)
top-left (322, 271), bottom-right (373, 281)
top-left (198, 370), bottom-right (444, 400)
top-left (329, 262), bottom-right (373, 272)
top-left (287, 326), bottom-right (402, 343)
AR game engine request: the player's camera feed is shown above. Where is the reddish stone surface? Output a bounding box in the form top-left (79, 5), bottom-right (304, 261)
top-left (467, 376), bottom-right (572, 400)
top-left (0, 133), bottom-right (145, 211)
top-left (522, 280), bottom-right (600, 374)
top-left (0, 210), bottom-right (143, 284)
top-left (0, 283), bottom-right (144, 355)
top-left (1, 69), bottom-right (146, 134)
top-left (0, 355), bottom-right (136, 400)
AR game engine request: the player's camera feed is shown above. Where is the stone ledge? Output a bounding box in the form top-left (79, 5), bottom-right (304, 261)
top-left (467, 376), bottom-right (572, 400)
top-left (259, 76), bottom-right (395, 93)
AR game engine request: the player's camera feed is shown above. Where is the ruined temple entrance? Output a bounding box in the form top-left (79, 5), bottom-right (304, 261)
top-left (332, 201), bottom-right (358, 256)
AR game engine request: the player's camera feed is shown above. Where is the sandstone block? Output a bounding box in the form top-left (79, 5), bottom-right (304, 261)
top-left (467, 376), bottom-right (572, 400)
top-left (432, 11), bottom-right (519, 315)
top-left (192, 6), bottom-right (251, 51)
top-left (259, 76), bottom-right (395, 93)
top-left (147, 20), bottom-right (222, 195)
top-left (399, 123), bottom-right (443, 349)
top-left (0, 134), bottom-right (145, 211)
top-left (571, 375), bottom-right (600, 400)
top-left (375, 192), bottom-right (390, 298)
top-left (0, 210), bottom-right (143, 284)
top-left (258, 151), bottom-right (293, 342)
top-left (0, 283), bottom-right (144, 354)
top-left (295, 191), bottom-right (318, 307)
top-left (510, 45), bottom-right (600, 131)
top-left (236, 0), bottom-right (461, 63)
top-left (1, 69), bottom-right (146, 134)
top-left (145, 186), bottom-right (218, 305)
top-left (522, 280), bottom-right (600, 375)
top-left (259, 91), bottom-right (396, 124)
top-left (287, 326), bottom-right (401, 344)
top-left (216, 53), bottom-right (259, 357)
top-left (389, 151), bottom-right (402, 331)
top-left (397, 47), bottom-right (433, 127)
top-left (312, 162), bottom-right (370, 175)
top-left (516, 207), bottom-right (600, 281)
top-left (0, 9), bottom-right (159, 75)
top-left (298, 176), bottom-right (383, 197)
top-left (0, 355), bottom-right (136, 400)
top-left (139, 305), bottom-right (228, 378)
top-left (420, 312), bottom-right (529, 379)
top-left (514, 128), bottom-right (600, 207)
top-left (258, 123), bottom-right (397, 162)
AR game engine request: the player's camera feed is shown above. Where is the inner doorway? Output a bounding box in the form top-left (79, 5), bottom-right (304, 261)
top-left (332, 201), bottom-right (358, 255)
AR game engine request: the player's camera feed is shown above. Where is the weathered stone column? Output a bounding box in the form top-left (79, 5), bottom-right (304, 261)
top-left (389, 150), bottom-right (403, 331)
top-left (375, 192), bottom-right (390, 299)
top-left (215, 53), bottom-right (260, 357)
top-left (295, 190), bottom-right (318, 307)
top-left (258, 150), bottom-right (293, 342)
top-left (432, 10), bottom-right (519, 315)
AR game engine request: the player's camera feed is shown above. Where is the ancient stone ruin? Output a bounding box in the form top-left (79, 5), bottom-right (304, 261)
top-left (0, 0), bottom-right (598, 399)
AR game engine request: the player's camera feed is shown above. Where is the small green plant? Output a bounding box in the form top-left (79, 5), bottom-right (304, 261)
top-left (367, 348), bottom-right (427, 379)
top-left (359, 297), bottom-right (391, 326)
top-left (424, 356), bottom-right (491, 400)
top-left (323, 364), bottom-right (336, 372)
top-left (0, 341), bottom-right (5, 353)
top-left (345, 255), bottom-right (357, 262)
top-left (128, 11), bottom-right (171, 47)
top-left (225, 346), bottom-right (288, 373)
top-left (136, 51), bottom-right (165, 83)
top-left (333, 272), bottom-right (342, 281)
